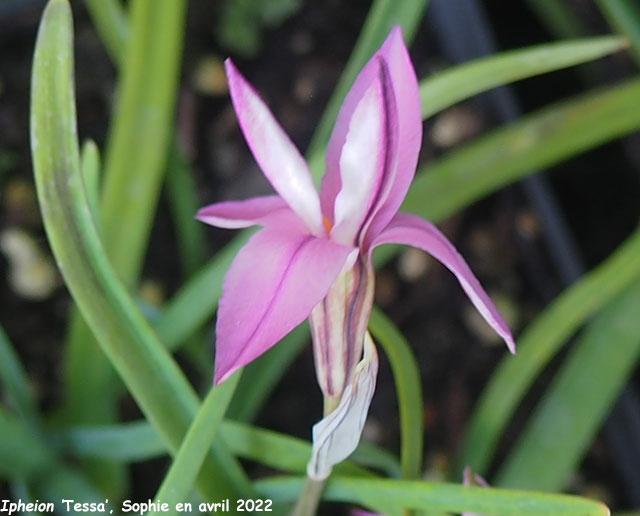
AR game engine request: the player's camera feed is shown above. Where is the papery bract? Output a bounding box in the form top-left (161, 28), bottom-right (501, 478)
top-left (198, 27), bottom-right (515, 479)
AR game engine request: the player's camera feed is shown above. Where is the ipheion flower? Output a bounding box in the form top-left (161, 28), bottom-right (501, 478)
top-left (198, 27), bottom-right (515, 480)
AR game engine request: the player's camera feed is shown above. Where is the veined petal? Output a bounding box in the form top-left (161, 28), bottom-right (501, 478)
top-left (331, 60), bottom-right (395, 247)
top-left (310, 254), bottom-right (375, 399)
top-left (225, 59), bottom-right (323, 235)
top-left (321, 26), bottom-right (421, 234)
top-left (196, 195), bottom-right (289, 229)
top-left (214, 223), bottom-right (353, 384)
top-left (308, 332), bottom-right (379, 480)
top-left (372, 213), bottom-right (515, 353)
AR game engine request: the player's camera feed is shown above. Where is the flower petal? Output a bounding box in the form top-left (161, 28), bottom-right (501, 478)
top-left (214, 222), bottom-right (354, 384)
top-left (330, 60), bottom-right (394, 246)
top-left (372, 213), bottom-right (515, 353)
top-left (225, 59), bottom-right (323, 235)
top-left (308, 332), bottom-right (379, 480)
top-left (196, 195), bottom-right (289, 229)
top-left (321, 27), bottom-right (421, 236)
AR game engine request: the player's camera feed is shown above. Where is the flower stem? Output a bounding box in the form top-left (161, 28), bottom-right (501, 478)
top-left (289, 476), bottom-right (326, 516)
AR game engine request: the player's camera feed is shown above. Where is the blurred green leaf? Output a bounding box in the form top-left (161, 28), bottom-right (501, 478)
top-left (524, 0), bottom-right (585, 39)
top-left (369, 307), bottom-right (423, 480)
top-left (255, 476), bottom-right (610, 516)
top-left (83, 0), bottom-right (128, 65)
top-left (62, 0), bottom-right (187, 453)
top-left (30, 0), bottom-right (249, 500)
top-left (227, 322), bottom-right (308, 422)
top-left (56, 419), bottom-right (378, 477)
top-left (165, 141), bottom-right (206, 277)
top-left (218, 0), bottom-right (302, 57)
top-left (595, 0), bottom-right (640, 66)
top-left (80, 139), bottom-right (101, 234)
top-left (0, 327), bottom-right (38, 428)
top-left (457, 225), bottom-right (640, 477)
top-left (496, 278), bottom-right (640, 490)
top-left (155, 372), bottom-right (241, 513)
top-left (419, 36), bottom-right (628, 120)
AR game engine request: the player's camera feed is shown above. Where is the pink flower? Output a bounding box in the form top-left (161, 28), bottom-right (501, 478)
top-left (198, 27), bottom-right (514, 478)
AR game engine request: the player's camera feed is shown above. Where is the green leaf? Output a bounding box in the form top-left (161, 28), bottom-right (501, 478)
top-left (82, 0), bottom-right (128, 65)
top-left (306, 0), bottom-right (429, 162)
top-left (254, 476), bottom-right (610, 516)
top-left (154, 372), bottom-right (242, 514)
top-left (80, 139), bottom-right (101, 234)
top-left (0, 327), bottom-right (39, 428)
top-left (405, 77), bottom-right (640, 225)
top-left (30, 0), bottom-right (248, 500)
top-left (419, 36), bottom-right (628, 120)
top-left (456, 226), bottom-right (640, 477)
top-left (595, 0), bottom-right (640, 66)
top-left (55, 419), bottom-right (376, 477)
top-left (369, 307), bottom-right (423, 480)
top-left (496, 278), bottom-right (640, 490)
top-left (165, 141), bottom-right (206, 277)
top-left (0, 406), bottom-right (103, 506)
top-left (227, 323), bottom-right (308, 422)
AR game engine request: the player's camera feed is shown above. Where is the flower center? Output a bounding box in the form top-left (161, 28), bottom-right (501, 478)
top-left (323, 215), bottom-right (332, 234)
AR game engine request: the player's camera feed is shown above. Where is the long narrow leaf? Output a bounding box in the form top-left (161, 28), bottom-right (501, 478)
top-left (369, 307), bottom-right (423, 480)
top-left (456, 226), bottom-right (640, 476)
top-left (82, 0), bottom-right (128, 65)
top-left (254, 476), bottom-right (610, 516)
top-left (419, 36), bottom-right (627, 120)
top-left (30, 0), bottom-right (249, 500)
top-left (496, 279), bottom-right (640, 490)
top-left (595, 0), bottom-right (640, 66)
top-left (154, 372), bottom-right (241, 514)
top-left (0, 327), bottom-right (38, 428)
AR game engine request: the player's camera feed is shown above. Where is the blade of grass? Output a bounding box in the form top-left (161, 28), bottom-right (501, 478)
top-left (255, 476), bottom-right (610, 516)
top-left (369, 307), bottom-right (423, 481)
top-left (595, 0), bottom-right (640, 66)
top-left (154, 371), bottom-right (241, 515)
top-left (496, 278), bottom-right (640, 490)
top-left (0, 326), bottom-right (39, 428)
top-left (30, 0), bottom-right (249, 500)
top-left (305, 0), bottom-right (429, 161)
top-left (456, 225), bottom-right (640, 477)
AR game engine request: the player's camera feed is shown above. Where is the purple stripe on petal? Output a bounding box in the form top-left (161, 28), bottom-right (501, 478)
top-left (214, 223), bottom-right (354, 384)
top-left (225, 59), bottom-right (324, 235)
top-left (196, 195), bottom-right (290, 229)
top-left (321, 27), bottom-right (421, 233)
top-left (331, 62), bottom-right (388, 246)
top-left (372, 213), bottom-right (515, 353)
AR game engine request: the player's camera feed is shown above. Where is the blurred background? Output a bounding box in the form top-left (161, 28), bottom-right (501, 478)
top-left (1, 0), bottom-right (639, 513)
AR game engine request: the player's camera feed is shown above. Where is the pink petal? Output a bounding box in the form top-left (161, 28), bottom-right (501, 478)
top-left (372, 213), bottom-right (515, 353)
top-left (214, 223), bottom-right (354, 384)
top-left (225, 59), bottom-right (323, 235)
top-left (196, 195), bottom-right (289, 229)
top-left (321, 27), bottom-right (421, 238)
top-left (331, 64), bottom-right (389, 246)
